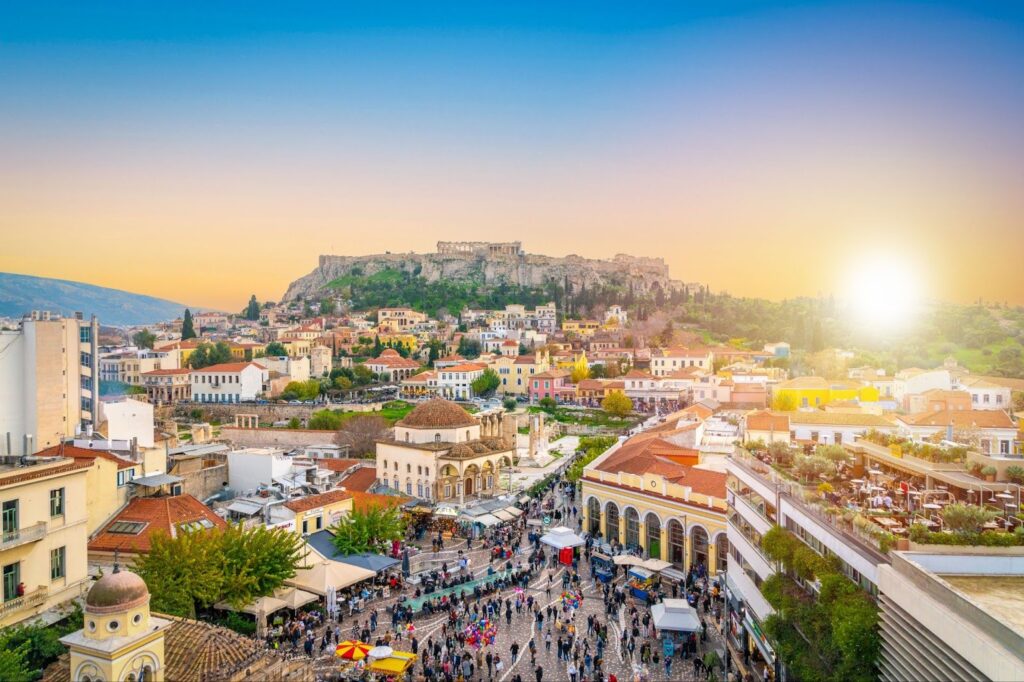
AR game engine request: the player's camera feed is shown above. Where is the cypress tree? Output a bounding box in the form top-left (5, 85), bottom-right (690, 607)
top-left (181, 309), bottom-right (197, 340)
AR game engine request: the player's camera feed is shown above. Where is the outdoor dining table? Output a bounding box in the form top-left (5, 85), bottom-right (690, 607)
top-left (872, 517), bottom-right (901, 527)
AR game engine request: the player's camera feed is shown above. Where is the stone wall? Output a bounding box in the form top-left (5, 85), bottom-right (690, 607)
top-left (219, 426), bottom-right (358, 450)
top-left (173, 401), bottom-right (387, 425)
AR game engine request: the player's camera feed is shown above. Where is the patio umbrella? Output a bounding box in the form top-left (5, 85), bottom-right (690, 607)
top-left (335, 641), bottom-right (372, 660)
top-left (369, 645), bottom-right (395, 659)
top-left (274, 586), bottom-right (319, 611)
top-left (613, 555), bottom-right (644, 566)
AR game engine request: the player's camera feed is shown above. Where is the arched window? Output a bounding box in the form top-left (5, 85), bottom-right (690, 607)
top-left (417, 481), bottom-right (424, 498)
top-left (624, 508), bottom-right (641, 549)
top-left (435, 433), bottom-right (441, 443)
top-left (406, 479), bottom-right (413, 495)
top-left (587, 497), bottom-right (601, 536)
top-left (466, 430), bottom-right (471, 440)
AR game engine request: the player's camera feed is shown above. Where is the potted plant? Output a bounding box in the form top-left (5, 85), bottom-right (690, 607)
top-left (981, 465), bottom-right (998, 482)
top-left (1005, 465), bottom-right (1024, 485)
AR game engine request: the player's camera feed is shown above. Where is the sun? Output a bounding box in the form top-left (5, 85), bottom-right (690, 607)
top-left (842, 254), bottom-right (924, 332)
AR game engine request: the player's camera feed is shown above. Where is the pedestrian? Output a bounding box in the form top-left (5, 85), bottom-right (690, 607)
top-left (568, 660), bottom-right (578, 682)
top-left (486, 650), bottom-right (494, 679)
top-left (535, 664), bottom-right (544, 682)
top-left (511, 641), bottom-right (520, 665)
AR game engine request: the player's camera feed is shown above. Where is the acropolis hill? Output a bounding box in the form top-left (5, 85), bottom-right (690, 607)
top-left (281, 241), bottom-right (686, 303)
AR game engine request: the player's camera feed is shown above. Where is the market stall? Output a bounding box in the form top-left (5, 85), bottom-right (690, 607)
top-left (366, 650), bottom-right (418, 679)
top-left (627, 566), bottom-right (658, 601)
top-left (651, 598), bottom-right (702, 633)
top-left (592, 552), bottom-right (615, 583)
top-left (539, 526), bottom-right (586, 565)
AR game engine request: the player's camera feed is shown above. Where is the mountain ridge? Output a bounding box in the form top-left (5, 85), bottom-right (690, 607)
top-left (0, 272), bottom-right (191, 326)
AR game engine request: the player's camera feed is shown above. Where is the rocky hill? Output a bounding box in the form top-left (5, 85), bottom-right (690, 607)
top-left (283, 242), bottom-right (687, 316)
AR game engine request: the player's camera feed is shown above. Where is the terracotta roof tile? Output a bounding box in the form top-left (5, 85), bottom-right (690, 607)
top-left (191, 362), bottom-right (266, 373)
top-left (89, 495), bottom-right (226, 554)
top-left (283, 488), bottom-right (352, 513)
top-left (36, 444), bottom-right (137, 470)
top-left (339, 467), bottom-right (380, 492)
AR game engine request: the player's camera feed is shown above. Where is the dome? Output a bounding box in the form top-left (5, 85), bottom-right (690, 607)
top-left (86, 568), bottom-right (150, 611)
top-left (398, 399), bottom-right (476, 429)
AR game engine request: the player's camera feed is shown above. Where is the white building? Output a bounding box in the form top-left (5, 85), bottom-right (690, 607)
top-left (894, 368), bottom-right (952, 406)
top-left (437, 362), bottom-right (487, 400)
top-left (956, 376), bottom-right (1012, 411)
top-left (99, 397), bottom-right (155, 448)
top-left (603, 305), bottom-right (628, 326)
top-left (650, 348), bottom-right (715, 376)
top-left (190, 362), bottom-right (268, 403)
top-left (259, 355), bottom-right (310, 383)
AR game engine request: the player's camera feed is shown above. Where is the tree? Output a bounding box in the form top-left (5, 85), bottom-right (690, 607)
top-left (333, 375), bottom-right (353, 390)
top-left (794, 455), bottom-right (834, 482)
top-left (245, 295), bottom-right (260, 320)
top-left (814, 444), bottom-right (851, 467)
top-left (539, 397), bottom-right (557, 412)
top-left (132, 528), bottom-right (227, 618)
top-left (341, 415), bottom-right (389, 456)
top-left (457, 337), bottom-right (482, 359)
top-left (330, 506), bottom-right (407, 555)
top-left (771, 392), bottom-right (798, 411)
top-left (286, 417), bottom-right (301, 429)
top-left (181, 308), bottom-right (197, 340)
top-left (265, 341), bottom-right (288, 357)
top-left (133, 525), bottom-right (305, 618)
top-left (352, 365), bottom-right (375, 386)
top-left (281, 379), bottom-right (322, 401)
top-left (308, 409), bottom-right (344, 430)
top-left (588, 364), bottom-right (606, 379)
top-left (941, 503), bottom-right (997, 534)
top-left (427, 340), bottom-right (442, 366)
top-left (319, 298), bottom-right (335, 315)
top-left (217, 524), bottom-right (307, 608)
top-left (0, 627), bottom-right (30, 682)
top-left (132, 328), bottom-right (156, 349)
top-left (570, 364), bottom-right (590, 383)
top-left (601, 390), bottom-right (633, 418)
top-left (502, 397), bottom-right (518, 411)
top-left (658, 320), bottom-right (675, 347)
top-left (1013, 390), bottom-right (1024, 413)
top-left (471, 368), bottom-right (501, 397)
top-left (188, 341), bottom-right (233, 369)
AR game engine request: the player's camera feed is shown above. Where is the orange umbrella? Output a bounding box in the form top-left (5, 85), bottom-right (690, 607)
top-left (335, 640), bottom-right (372, 660)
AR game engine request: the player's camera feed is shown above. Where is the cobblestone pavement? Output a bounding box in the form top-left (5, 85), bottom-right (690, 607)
top-left (292, 486), bottom-right (725, 681)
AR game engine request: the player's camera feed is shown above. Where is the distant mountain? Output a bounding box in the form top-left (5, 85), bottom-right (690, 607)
top-left (0, 272), bottom-right (190, 326)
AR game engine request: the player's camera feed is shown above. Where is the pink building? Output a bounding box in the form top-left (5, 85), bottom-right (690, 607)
top-left (529, 369), bottom-right (574, 403)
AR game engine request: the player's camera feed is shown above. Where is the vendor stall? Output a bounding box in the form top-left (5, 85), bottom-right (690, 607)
top-left (651, 599), bottom-right (701, 633)
top-left (627, 566), bottom-right (658, 601)
top-left (592, 552), bottom-right (615, 583)
top-left (539, 526), bottom-right (586, 565)
top-left (366, 650), bottom-right (417, 679)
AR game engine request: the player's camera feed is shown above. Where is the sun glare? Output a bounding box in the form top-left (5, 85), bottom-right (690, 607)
top-left (843, 254), bottom-right (923, 332)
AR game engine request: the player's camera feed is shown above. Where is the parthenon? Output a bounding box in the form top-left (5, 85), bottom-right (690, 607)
top-left (436, 241), bottom-right (523, 257)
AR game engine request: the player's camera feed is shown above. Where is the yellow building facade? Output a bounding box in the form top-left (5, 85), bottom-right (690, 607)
top-left (0, 457), bottom-right (91, 628)
top-left (581, 469), bottom-right (729, 574)
top-left (61, 568), bottom-right (170, 682)
top-left (772, 376), bottom-right (880, 410)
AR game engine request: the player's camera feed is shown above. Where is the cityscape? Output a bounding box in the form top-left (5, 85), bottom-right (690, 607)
top-left (1, 4), bottom-right (1023, 682)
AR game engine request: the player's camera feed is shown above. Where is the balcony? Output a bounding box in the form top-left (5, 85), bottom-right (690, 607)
top-left (727, 520), bottom-right (775, 581)
top-left (0, 522), bottom-right (47, 551)
top-left (0, 585), bottom-right (48, 620)
top-left (730, 490), bottom-right (775, 535)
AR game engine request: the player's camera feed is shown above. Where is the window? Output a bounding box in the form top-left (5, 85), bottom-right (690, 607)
top-left (50, 546), bottom-right (66, 580)
top-left (984, 394), bottom-right (990, 404)
top-left (50, 488), bottom-right (65, 517)
top-left (407, 463), bottom-right (412, 473)
top-left (406, 481), bottom-right (413, 495)
top-left (107, 521), bottom-right (147, 534)
top-left (79, 326), bottom-right (91, 343)
top-left (80, 351), bottom-right (92, 367)
top-left (1001, 440), bottom-right (1011, 455)
top-left (117, 469), bottom-right (135, 487)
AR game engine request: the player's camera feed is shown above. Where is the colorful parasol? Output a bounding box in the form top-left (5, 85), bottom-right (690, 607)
top-left (406, 623), bottom-right (416, 633)
top-left (464, 617), bottom-right (498, 649)
top-left (335, 641), bottom-right (372, 660)
top-left (561, 590), bottom-right (583, 610)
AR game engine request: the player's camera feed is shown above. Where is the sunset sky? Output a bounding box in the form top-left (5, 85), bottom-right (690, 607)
top-left (1, 2), bottom-right (1023, 311)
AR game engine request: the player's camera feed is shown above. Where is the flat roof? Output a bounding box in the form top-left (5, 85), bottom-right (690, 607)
top-left (941, 575), bottom-right (1024, 638)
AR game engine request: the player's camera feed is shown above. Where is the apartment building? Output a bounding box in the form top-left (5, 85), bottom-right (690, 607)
top-left (377, 307), bottom-right (428, 332)
top-left (724, 450), bottom-right (888, 679)
top-left (0, 455), bottom-right (91, 628)
top-left (0, 311), bottom-right (99, 455)
top-left (650, 347), bottom-right (714, 376)
top-left (140, 368), bottom-right (191, 404)
top-left (98, 348), bottom-right (179, 386)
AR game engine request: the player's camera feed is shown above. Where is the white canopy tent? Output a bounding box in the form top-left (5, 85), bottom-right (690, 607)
top-left (539, 526), bottom-right (586, 550)
top-left (274, 586), bottom-right (320, 610)
top-left (642, 558), bottom-right (673, 572)
top-left (613, 555), bottom-right (645, 566)
top-left (286, 558), bottom-right (376, 596)
top-left (651, 599), bottom-right (702, 632)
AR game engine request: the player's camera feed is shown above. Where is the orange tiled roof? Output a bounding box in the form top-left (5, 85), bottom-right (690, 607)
top-left (312, 458), bottom-right (365, 473)
top-left (349, 490), bottom-right (409, 513)
top-left (338, 467), bottom-right (379, 492)
top-left (36, 444), bottom-right (137, 470)
top-left (745, 409), bottom-right (790, 432)
top-left (594, 437), bottom-right (726, 497)
top-left (283, 489), bottom-right (352, 513)
top-left (445, 362), bottom-right (488, 373)
top-left (900, 409), bottom-right (1014, 429)
top-left (141, 368), bottom-right (191, 376)
top-left (89, 495), bottom-right (226, 554)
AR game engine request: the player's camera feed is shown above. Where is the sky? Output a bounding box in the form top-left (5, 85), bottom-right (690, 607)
top-left (1, 1), bottom-right (1023, 311)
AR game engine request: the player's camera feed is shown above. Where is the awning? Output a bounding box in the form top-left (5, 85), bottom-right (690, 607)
top-left (129, 473), bottom-right (183, 487)
top-left (274, 586), bottom-right (319, 610)
top-left (641, 558), bottom-right (673, 572)
top-left (519, 495), bottom-right (532, 504)
top-left (506, 507), bottom-right (524, 517)
top-left (651, 599), bottom-right (701, 632)
top-left (744, 613), bottom-right (776, 664)
top-left (214, 595), bottom-right (288, 619)
top-left (335, 553), bottom-right (402, 574)
top-left (491, 509), bottom-right (515, 522)
top-left (434, 505), bottom-right (459, 517)
top-left (470, 513), bottom-right (502, 527)
top-left (613, 555), bottom-right (645, 566)
top-left (540, 526), bottom-right (586, 549)
top-left (659, 567), bottom-right (687, 583)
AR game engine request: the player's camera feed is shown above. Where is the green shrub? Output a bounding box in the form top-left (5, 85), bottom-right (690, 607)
top-left (1005, 465), bottom-right (1024, 485)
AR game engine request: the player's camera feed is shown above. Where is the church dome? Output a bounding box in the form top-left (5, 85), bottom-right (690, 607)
top-left (86, 568), bottom-right (150, 612)
top-left (398, 399), bottom-right (476, 429)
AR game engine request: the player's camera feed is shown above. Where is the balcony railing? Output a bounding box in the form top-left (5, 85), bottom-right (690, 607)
top-left (0, 585), bottom-right (48, 619)
top-left (0, 522), bottom-right (47, 551)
